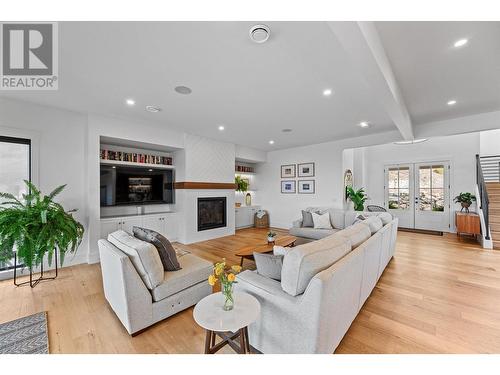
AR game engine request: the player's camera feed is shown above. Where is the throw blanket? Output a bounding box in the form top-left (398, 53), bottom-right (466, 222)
top-left (256, 210), bottom-right (266, 219)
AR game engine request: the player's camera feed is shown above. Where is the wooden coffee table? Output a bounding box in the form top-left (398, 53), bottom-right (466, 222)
top-left (235, 235), bottom-right (297, 266)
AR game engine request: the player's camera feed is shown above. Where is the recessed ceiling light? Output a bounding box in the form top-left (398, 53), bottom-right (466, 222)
top-left (282, 128), bottom-right (292, 133)
top-left (394, 139), bottom-right (428, 145)
top-left (126, 99), bottom-right (135, 106)
top-left (359, 121), bottom-right (370, 128)
top-left (269, 140), bottom-right (275, 145)
top-left (174, 86), bottom-right (192, 95)
top-left (145, 105), bottom-right (161, 113)
top-left (454, 38), bottom-right (468, 48)
top-left (447, 100), bottom-right (457, 106)
top-left (323, 89), bottom-right (333, 97)
top-left (218, 125), bottom-right (225, 131)
top-left (249, 25), bottom-right (270, 43)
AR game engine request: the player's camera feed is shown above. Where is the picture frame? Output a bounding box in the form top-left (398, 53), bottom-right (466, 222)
top-left (281, 164), bottom-right (296, 178)
top-left (281, 180), bottom-right (296, 194)
top-left (298, 162), bottom-right (315, 177)
top-left (298, 180), bottom-right (315, 194)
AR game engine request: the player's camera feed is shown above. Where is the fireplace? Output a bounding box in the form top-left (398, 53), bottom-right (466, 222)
top-left (197, 197), bottom-right (227, 231)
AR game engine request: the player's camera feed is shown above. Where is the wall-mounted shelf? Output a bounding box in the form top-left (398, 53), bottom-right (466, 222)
top-left (235, 171), bottom-right (256, 176)
top-left (100, 159), bottom-right (175, 170)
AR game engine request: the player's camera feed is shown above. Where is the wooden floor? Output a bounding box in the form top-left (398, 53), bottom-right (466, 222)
top-left (1, 228), bottom-right (500, 354)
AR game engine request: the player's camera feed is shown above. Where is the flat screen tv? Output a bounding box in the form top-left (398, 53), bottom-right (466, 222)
top-left (100, 165), bottom-right (174, 206)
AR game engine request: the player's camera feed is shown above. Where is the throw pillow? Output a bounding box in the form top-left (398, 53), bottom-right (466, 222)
top-left (273, 245), bottom-right (287, 256)
top-left (133, 226), bottom-right (181, 271)
top-left (352, 214), bottom-right (366, 225)
top-left (378, 212), bottom-right (393, 225)
top-left (253, 252), bottom-right (284, 281)
top-left (311, 211), bottom-right (332, 229)
top-left (301, 210), bottom-right (315, 227)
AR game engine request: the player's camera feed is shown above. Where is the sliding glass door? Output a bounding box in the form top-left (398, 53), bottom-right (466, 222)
top-left (385, 161), bottom-right (450, 232)
top-left (0, 136), bottom-right (31, 273)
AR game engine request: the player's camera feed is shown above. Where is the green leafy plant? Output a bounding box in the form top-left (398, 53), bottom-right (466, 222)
top-left (0, 181), bottom-right (84, 269)
top-left (454, 192), bottom-right (476, 212)
top-left (235, 175), bottom-right (248, 192)
top-left (267, 230), bottom-right (277, 238)
top-left (346, 187), bottom-right (368, 211)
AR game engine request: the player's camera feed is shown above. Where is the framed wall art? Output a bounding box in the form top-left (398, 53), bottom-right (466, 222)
top-left (298, 162), bottom-right (315, 177)
top-left (281, 164), bottom-right (296, 178)
top-left (281, 180), bottom-right (296, 194)
top-left (298, 180), bottom-right (315, 194)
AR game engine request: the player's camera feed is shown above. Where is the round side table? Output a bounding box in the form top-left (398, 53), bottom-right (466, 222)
top-left (193, 292), bottom-right (260, 354)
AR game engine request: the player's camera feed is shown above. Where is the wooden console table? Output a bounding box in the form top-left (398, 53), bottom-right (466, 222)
top-left (455, 211), bottom-right (481, 237)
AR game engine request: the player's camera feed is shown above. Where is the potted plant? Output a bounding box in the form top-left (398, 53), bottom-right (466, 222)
top-left (267, 230), bottom-right (277, 243)
top-left (208, 259), bottom-right (242, 311)
top-left (454, 192), bottom-right (476, 213)
top-left (234, 175), bottom-right (249, 208)
top-left (346, 187), bottom-right (368, 211)
top-left (0, 181), bottom-right (84, 287)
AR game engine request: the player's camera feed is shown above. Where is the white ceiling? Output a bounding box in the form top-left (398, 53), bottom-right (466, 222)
top-left (1, 21), bottom-right (499, 150)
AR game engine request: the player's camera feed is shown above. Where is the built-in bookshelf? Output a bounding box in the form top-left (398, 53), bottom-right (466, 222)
top-left (100, 149), bottom-right (172, 166)
top-left (235, 163), bottom-right (255, 174)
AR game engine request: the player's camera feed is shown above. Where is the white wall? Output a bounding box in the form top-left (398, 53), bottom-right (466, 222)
top-left (258, 141), bottom-right (345, 229)
top-left (360, 133), bottom-right (480, 231)
top-left (480, 128), bottom-right (500, 156)
top-left (0, 98), bottom-right (89, 267)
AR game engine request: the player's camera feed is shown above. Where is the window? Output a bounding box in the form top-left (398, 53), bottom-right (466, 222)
top-left (0, 136), bottom-right (31, 272)
top-left (418, 165), bottom-right (445, 211)
top-left (388, 166), bottom-right (410, 210)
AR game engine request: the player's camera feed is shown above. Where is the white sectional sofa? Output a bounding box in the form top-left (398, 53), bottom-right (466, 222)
top-left (98, 232), bottom-right (213, 335)
top-left (235, 213), bottom-right (398, 353)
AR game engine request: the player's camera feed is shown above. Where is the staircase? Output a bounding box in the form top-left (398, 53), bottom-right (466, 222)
top-left (487, 182), bottom-right (500, 250)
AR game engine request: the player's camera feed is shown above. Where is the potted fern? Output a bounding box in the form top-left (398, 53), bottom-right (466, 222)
top-left (346, 187), bottom-right (368, 211)
top-left (0, 181), bottom-right (84, 287)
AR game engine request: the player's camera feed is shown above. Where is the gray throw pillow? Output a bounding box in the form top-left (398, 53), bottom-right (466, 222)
top-left (352, 214), bottom-right (366, 225)
top-left (302, 210), bottom-right (315, 227)
top-left (253, 252), bottom-right (283, 281)
top-left (133, 226), bottom-right (181, 271)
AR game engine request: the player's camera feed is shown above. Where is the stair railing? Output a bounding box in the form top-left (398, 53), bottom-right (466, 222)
top-left (476, 154), bottom-right (490, 240)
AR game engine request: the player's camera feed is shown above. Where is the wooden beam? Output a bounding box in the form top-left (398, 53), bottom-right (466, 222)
top-left (328, 21), bottom-right (414, 140)
top-left (174, 181), bottom-right (236, 190)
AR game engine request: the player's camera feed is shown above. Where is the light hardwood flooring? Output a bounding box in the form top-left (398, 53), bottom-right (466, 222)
top-left (1, 229), bottom-right (500, 353)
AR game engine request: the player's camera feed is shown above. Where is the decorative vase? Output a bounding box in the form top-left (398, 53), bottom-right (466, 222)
top-left (222, 282), bottom-right (234, 311)
top-left (267, 236), bottom-right (275, 243)
top-left (461, 202), bottom-right (471, 213)
top-left (245, 193), bottom-right (252, 206)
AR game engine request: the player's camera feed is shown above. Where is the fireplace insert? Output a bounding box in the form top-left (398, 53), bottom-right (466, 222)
top-left (197, 197), bottom-right (227, 231)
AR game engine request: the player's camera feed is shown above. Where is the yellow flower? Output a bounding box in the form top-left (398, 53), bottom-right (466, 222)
top-left (231, 265), bottom-right (242, 273)
top-left (208, 274), bottom-right (217, 286)
top-left (227, 273), bottom-right (236, 282)
top-left (215, 267), bottom-right (223, 276)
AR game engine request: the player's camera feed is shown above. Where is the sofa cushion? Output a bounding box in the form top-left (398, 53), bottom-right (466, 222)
top-left (327, 209), bottom-right (347, 229)
top-left (273, 245), bottom-right (288, 256)
top-left (378, 212), bottom-right (393, 225)
top-left (312, 212), bottom-right (332, 229)
top-left (289, 226), bottom-right (338, 240)
top-left (281, 235), bottom-right (352, 296)
top-left (254, 253), bottom-right (284, 281)
top-left (133, 226), bottom-right (181, 271)
top-left (336, 223), bottom-right (371, 249)
top-left (108, 230), bottom-right (164, 290)
top-left (151, 254), bottom-right (213, 302)
top-left (361, 216), bottom-right (383, 234)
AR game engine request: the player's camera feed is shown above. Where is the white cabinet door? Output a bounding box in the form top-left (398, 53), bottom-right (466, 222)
top-left (235, 208), bottom-right (245, 228)
top-left (100, 220), bottom-right (121, 239)
top-left (120, 217), bottom-right (143, 234)
top-left (142, 215), bottom-right (165, 234)
top-left (163, 214), bottom-right (178, 241)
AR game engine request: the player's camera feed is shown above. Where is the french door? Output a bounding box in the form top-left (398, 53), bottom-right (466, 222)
top-left (385, 161), bottom-right (450, 232)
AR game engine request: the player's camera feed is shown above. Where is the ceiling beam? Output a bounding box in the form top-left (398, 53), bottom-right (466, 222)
top-left (328, 21), bottom-right (414, 140)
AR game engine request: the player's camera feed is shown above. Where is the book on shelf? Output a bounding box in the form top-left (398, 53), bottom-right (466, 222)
top-left (100, 149), bottom-right (173, 166)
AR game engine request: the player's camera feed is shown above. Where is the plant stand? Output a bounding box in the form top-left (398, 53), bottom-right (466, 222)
top-left (13, 250), bottom-right (58, 288)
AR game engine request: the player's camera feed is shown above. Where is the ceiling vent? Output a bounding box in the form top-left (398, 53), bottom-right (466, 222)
top-left (249, 25), bottom-right (270, 44)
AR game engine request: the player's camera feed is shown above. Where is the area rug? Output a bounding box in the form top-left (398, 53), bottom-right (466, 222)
top-left (0, 312), bottom-right (49, 354)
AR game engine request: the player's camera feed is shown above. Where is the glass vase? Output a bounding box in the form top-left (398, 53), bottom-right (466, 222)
top-left (222, 282), bottom-right (234, 311)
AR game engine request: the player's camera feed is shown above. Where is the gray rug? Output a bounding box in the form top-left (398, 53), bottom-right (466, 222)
top-left (0, 312), bottom-right (49, 354)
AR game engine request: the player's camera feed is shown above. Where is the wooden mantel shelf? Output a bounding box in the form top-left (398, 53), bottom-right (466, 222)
top-left (174, 181), bottom-right (237, 190)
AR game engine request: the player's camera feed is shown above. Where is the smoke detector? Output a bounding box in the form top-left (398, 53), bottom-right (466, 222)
top-left (249, 25), bottom-right (270, 43)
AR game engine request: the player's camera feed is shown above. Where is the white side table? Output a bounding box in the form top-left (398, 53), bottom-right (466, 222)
top-left (193, 292), bottom-right (260, 354)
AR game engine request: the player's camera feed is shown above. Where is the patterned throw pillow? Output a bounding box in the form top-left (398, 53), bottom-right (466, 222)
top-left (133, 227), bottom-right (181, 271)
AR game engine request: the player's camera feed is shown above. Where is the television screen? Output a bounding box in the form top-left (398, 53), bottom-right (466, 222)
top-left (100, 165), bottom-right (174, 206)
